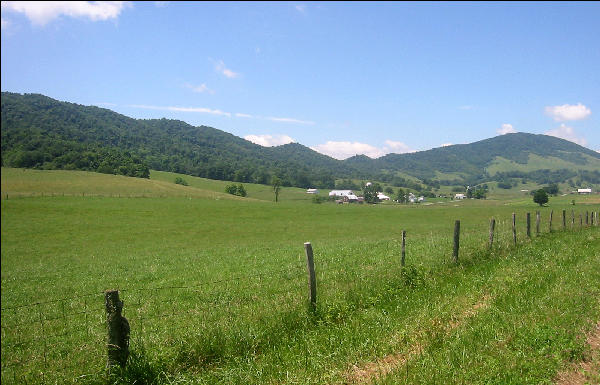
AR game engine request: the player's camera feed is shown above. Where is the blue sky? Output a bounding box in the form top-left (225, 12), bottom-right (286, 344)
top-left (2, 1), bottom-right (599, 158)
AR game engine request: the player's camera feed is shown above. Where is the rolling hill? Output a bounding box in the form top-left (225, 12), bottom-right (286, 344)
top-left (2, 92), bottom-right (599, 190)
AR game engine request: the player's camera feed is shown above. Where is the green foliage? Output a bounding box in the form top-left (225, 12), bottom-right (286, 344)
top-left (384, 187), bottom-right (394, 196)
top-left (271, 176), bottom-right (281, 202)
top-left (362, 183), bottom-right (379, 204)
top-left (533, 189), bottom-right (549, 206)
top-left (543, 183), bottom-right (559, 196)
top-left (224, 183), bottom-right (247, 197)
top-left (395, 188), bottom-right (406, 203)
top-left (174, 177), bottom-right (188, 186)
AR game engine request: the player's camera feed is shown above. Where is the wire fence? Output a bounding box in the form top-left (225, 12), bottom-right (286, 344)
top-left (1, 209), bottom-right (598, 384)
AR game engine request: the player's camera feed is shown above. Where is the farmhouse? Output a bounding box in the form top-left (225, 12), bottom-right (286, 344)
top-left (329, 190), bottom-right (355, 197)
top-left (454, 193), bottom-right (465, 200)
top-left (377, 193), bottom-right (390, 201)
top-left (577, 188), bottom-right (592, 194)
top-left (306, 188), bottom-right (319, 194)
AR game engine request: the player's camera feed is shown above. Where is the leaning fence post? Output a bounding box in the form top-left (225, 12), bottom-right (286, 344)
top-left (105, 290), bottom-right (130, 369)
top-left (526, 213), bottom-right (531, 238)
top-left (489, 218), bottom-right (496, 248)
top-left (536, 211), bottom-right (540, 235)
top-left (453, 220), bottom-right (460, 263)
top-left (512, 213), bottom-right (517, 245)
top-left (401, 230), bottom-right (406, 267)
top-left (549, 210), bottom-right (553, 232)
top-left (304, 242), bottom-right (317, 309)
top-left (562, 210), bottom-right (566, 230)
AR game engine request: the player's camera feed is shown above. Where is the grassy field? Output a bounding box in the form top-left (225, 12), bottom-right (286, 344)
top-left (1, 168), bottom-right (599, 384)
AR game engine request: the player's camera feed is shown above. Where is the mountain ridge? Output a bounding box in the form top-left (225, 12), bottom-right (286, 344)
top-left (2, 92), bottom-right (599, 189)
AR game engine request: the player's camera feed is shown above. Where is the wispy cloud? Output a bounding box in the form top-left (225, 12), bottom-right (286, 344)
top-left (311, 139), bottom-right (414, 160)
top-left (1, 1), bottom-right (131, 26)
top-left (154, 1), bottom-right (169, 7)
top-left (545, 103), bottom-right (591, 121)
top-left (458, 105), bottom-right (474, 110)
top-left (295, 5), bottom-right (307, 13)
top-left (184, 82), bottom-right (214, 94)
top-left (130, 104), bottom-right (231, 117)
top-left (244, 134), bottom-right (295, 147)
top-left (1, 17), bottom-right (10, 29)
top-left (497, 123), bottom-right (517, 135)
top-left (266, 116), bottom-right (315, 125)
top-left (94, 102), bottom-right (117, 107)
top-left (545, 124), bottom-right (587, 146)
top-left (440, 143), bottom-right (453, 147)
top-left (215, 60), bottom-right (240, 79)
top-left (235, 113), bottom-right (253, 118)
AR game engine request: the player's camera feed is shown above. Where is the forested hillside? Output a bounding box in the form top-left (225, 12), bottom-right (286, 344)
top-left (2, 92), bottom-right (599, 190)
top-left (1, 92), bottom-right (352, 188)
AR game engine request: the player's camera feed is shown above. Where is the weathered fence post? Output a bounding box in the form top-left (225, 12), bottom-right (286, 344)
top-left (549, 210), bottom-right (553, 232)
top-left (586, 211), bottom-right (589, 226)
top-left (591, 212), bottom-right (595, 226)
top-left (571, 210), bottom-right (575, 227)
top-left (489, 218), bottom-right (496, 247)
top-left (562, 209), bottom-right (566, 230)
top-left (304, 242), bottom-right (317, 309)
top-left (105, 290), bottom-right (130, 369)
top-left (526, 213), bottom-right (531, 238)
top-left (580, 213), bottom-right (583, 227)
top-left (401, 230), bottom-right (406, 267)
top-left (536, 211), bottom-right (540, 235)
top-left (512, 213), bottom-right (517, 245)
top-left (453, 220), bottom-right (460, 263)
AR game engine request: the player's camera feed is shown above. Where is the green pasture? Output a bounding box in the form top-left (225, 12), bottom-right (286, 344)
top-left (1, 168), bottom-right (599, 384)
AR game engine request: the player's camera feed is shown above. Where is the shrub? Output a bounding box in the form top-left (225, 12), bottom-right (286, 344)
top-left (174, 177), bottom-right (189, 186)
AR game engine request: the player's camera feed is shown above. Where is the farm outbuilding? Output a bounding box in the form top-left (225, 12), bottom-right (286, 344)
top-left (577, 188), bottom-right (592, 194)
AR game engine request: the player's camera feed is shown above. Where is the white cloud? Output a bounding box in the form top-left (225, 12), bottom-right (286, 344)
top-left (1, 17), bottom-right (10, 29)
top-left (458, 105), bottom-right (473, 110)
top-left (1, 1), bottom-right (131, 26)
top-left (235, 113), bottom-right (253, 118)
top-left (244, 134), bottom-right (295, 147)
top-left (130, 104), bottom-right (231, 117)
top-left (295, 5), bottom-right (307, 13)
top-left (266, 116), bottom-right (315, 125)
top-left (215, 60), bottom-right (240, 79)
top-left (312, 139), bottom-right (415, 160)
top-left (154, 1), bottom-right (169, 7)
top-left (545, 103), bottom-right (591, 121)
top-left (497, 123), bottom-right (517, 135)
top-left (440, 143), bottom-right (453, 147)
top-left (545, 124), bottom-right (587, 146)
top-left (94, 102), bottom-right (117, 107)
top-left (184, 83), bottom-right (213, 94)
top-left (384, 140), bottom-right (412, 154)
top-left (311, 141), bottom-right (384, 160)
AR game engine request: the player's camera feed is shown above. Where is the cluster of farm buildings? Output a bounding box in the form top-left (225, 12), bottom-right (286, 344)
top-left (306, 186), bottom-right (426, 204)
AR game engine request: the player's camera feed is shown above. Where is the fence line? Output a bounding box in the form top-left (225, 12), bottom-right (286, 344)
top-left (2, 209), bottom-right (598, 383)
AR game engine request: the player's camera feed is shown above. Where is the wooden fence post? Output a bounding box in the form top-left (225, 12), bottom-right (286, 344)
top-left (571, 210), bottom-right (575, 227)
top-left (489, 218), bottom-right (496, 247)
top-left (580, 213), bottom-right (583, 227)
top-left (586, 211), bottom-right (589, 226)
top-left (105, 290), bottom-right (130, 369)
top-left (549, 210), bottom-right (553, 232)
top-left (512, 213), bottom-right (517, 245)
top-left (536, 211), bottom-right (540, 235)
top-left (304, 242), bottom-right (317, 309)
top-left (526, 213), bottom-right (531, 238)
top-left (562, 209), bottom-right (566, 230)
top-left (453, 220), bottom-right (460, 263)
top-left (401, 230), bottom-right (406, 267)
